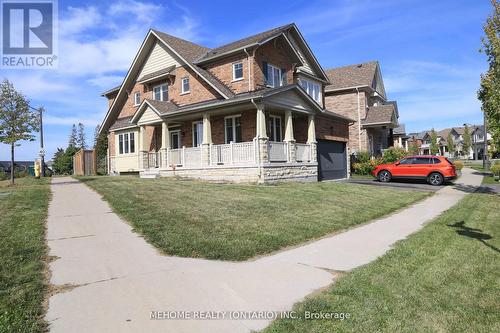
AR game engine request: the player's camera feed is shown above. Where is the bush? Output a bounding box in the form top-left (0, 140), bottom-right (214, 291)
top-left (353, 158), bottom-right (383, 175)
top-left (382, 147), bottom-right (407, 164)
top-left (356, 151), bottom-right (371, 163)
top-left (0, 171), bottom-right (7, 181)
top-left (453, 160), bottom-right (464, 171)
top-left (490, 164), bottom-right (500, 179)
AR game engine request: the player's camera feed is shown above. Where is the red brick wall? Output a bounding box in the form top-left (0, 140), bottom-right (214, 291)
top-left (206, 54), bottom-right (251, 94)
top-left (169, 66), bottom-right (219, 106)
top-left (253, 39), bottom-right (294, 90)
top-left (108, 132), bottom-right (115, 157)
top-left (293, 115), bottom-right (308, 143)
top-left (315, 116), bottom-right (349, 142)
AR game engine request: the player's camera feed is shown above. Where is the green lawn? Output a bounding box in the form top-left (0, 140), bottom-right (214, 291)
top-left (466, 164), bottom-right (499, 185)
top-left (0, 177), bottom-right (51, 332)
top-left (263, 193), bottom-right (500, 333)
top-left (78, 176), bottom-right (430, 261)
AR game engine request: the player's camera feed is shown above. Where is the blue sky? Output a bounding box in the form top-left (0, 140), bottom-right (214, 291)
top-left (0, 0), bottom-right (493, 160)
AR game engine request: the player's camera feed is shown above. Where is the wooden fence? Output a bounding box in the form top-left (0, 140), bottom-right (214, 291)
top-left (73, 149), bottom-right (97, 176)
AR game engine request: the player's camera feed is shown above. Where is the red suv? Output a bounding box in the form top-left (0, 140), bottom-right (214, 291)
top-left (371, 155), bottom-right (457, 186)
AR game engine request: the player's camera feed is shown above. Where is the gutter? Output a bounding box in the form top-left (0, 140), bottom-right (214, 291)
top-left (244, 48), bottom-right (251, 92)
top-left (356, 87), bottom-right (362, 149)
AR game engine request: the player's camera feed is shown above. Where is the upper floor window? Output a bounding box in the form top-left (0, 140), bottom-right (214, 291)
top-left (225, 115), bottom-right (242, 143)
top-left (118, 132), bottom-right (135, 155)
top-left (267, 115), bottom-right (282, 142)
top-left (300, 79), bottom-right (321, 102)
top-left (181, 77), bottom-right (190, 94)
top-left (233, 62), bottom-right (243, 81)
top-left (153, 84), bottom-right (168, 101)
top-left (134, 92), bottom-right (141, 106)
top-left (265, 63), bottom-right (284, 88)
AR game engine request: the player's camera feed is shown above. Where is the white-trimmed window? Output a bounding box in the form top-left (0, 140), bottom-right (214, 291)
top-left (118, 132), bottom-right (135, 155)
top-left (170, 130), bottom-right (181, 149)
top-left (224, 115), bottom-right (242, 143)
top-left (153, 84), bottom-right (168, 101)
top-left (267, 115), bottom-right (282, 142)
top-left (192, 121), bottom-right (203, 147)
top-left (300, 79), bottom-right (321, 102)
top-left (181, 77), bottom-right (190, 94)
top-left (232, 62), bottom-right (243, 81)
top-left (266, 64), bottom-right (283, 88)
top-left (134, 92), bottom-right (141, 106)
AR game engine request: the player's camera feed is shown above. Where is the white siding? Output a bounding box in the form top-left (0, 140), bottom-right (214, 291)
top-left (138, 42), bottom-right (181, 78)
top-left (138, 106), bottom-right (162, 125)
top-left (268, 90), bottom-right (311, 111)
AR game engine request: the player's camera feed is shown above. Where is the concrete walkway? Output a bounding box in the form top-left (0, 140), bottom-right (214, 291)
top-left (46, 168), bottom-right (482, 332)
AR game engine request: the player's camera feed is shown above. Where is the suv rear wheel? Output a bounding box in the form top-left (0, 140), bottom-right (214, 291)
top-left (378, 170), bottom-right (392, 182)
top-left (428, 172), bottom-right (444, 186)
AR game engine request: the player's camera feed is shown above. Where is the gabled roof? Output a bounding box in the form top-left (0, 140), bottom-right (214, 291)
top-left (393, 124), bottom-right (406, 135)
top-left (324, 61), bottom-right (379, 92)
top-left (362, 104), bottom-right (397, 127)
top-left (101, 85), bottom-right (120, 97)
top-left (109, 116), bottom-right (134, 131)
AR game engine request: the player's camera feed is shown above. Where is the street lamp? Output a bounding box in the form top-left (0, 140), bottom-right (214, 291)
top-left (28, 105), bottom-right (45, 177)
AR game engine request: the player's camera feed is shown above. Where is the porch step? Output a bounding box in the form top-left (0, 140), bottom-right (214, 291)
top-left (140, 170), bottom-right (160, 179)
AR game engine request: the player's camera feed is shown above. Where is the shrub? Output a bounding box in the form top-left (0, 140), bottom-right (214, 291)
top-left (0, 171), bottom-right (7, 181)
top-left (453, 160), bottom-right (464, 170)
top-left (382, 147), bottom-right (407, 164)
top-left (490, 164), bottom-right (500, 179)
top-left (353, 158), bottom-right (383, 175)
top-left (356, 151), bottom-right (371, 163)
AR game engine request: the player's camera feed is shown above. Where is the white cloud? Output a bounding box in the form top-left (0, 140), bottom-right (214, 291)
top-left (60, 6), bottom-right (102, 37)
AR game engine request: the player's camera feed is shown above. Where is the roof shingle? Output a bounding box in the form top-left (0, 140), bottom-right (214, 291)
top-left (325, 61), bottom-right (378, 91)
top-left (362, 104), bottom-right (396, 125)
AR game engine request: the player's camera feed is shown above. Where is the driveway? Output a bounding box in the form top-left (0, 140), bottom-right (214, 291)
top-left (345, 177), bottom-right (444, 191)
top-left (45, 168), bottom-right (482, 332)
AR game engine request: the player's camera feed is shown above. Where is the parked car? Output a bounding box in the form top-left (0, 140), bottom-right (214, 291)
top-left (371, 155), bottom-right (457, 186)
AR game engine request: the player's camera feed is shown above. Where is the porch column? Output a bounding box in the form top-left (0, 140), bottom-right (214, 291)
top-left (202, 113), bottom-right (212, 166)
top-left (139, 125), bottom-right (148, 169)
top-left (307, 115), bottom-right (317, 162)
top-left (255, 105), bottom-right (269, 164)
top-left (160, 121), bottom-right (170, 168)
top-left (284, 110), bottom-right (296, 163)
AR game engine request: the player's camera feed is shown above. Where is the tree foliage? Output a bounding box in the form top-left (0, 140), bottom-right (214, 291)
top-left (408, 141), bottom-right (420, 155)
top-left (68, 124), bottom-right (77, 147)
top-left (447, 132), bottom-right (455, 153)
top-left (430, 129), bottom-right (439, 155)
top-left (478, 0), bottom-right (500, 152)
top-left (0, 79), bottom-right (39, 184)
top-left (77, 122), bottom-right (86, 149)
top-left (463, 125), bottom-right (472, 157)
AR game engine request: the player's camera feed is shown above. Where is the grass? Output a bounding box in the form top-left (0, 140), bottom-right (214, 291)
top-left (78, 176), bottom-right (430, 261)
top-left (466, 164), bottom-right (499, 185)
top-left (350, 173), bottom-right (374, 180)
top-left (263, 193), bottom-right (500, 333)
top-left (0, 177), bottom-right (51, 332)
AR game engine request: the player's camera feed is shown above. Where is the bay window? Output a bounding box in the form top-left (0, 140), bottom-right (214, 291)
top-left (300, 79), bottom-right (321, 102)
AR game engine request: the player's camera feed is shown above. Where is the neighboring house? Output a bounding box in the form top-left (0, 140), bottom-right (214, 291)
top-left (393, 124), bottom-right (408, 150)
top-left (99, 23), bottom-right (354, 182)
top-left (407, 126), bottom-right (491, 159)
top-left (323, 61), bottom-right (399, 157)
top-left (0, 161), bottom-right (33, 173)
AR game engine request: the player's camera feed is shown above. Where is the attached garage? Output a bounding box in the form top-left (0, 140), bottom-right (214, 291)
top-left (317, 140), bottom-right (347, 180)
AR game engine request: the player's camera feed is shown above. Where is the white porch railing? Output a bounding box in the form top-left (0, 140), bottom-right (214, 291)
top-left (184, 147), bottom-right (202, 167)
top-left (268, 141), bottom-right (288, 162)
top-left (296, 143), bottom-right (311, 162)
top-left (148, 152), bottom-right (159, 168)
top-left (211, 141), bottom-right (255, 165)
top-left (169, 148), bottom-right (183, 166)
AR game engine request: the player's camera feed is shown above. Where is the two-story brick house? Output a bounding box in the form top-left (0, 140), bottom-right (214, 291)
top-left (99, 24), bottom-right (354, 182)
top-left (323, 61), bottom-right (399, 156)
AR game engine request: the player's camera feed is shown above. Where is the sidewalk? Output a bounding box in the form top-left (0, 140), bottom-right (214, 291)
top-left (45, 168), bottom-right (482, 332)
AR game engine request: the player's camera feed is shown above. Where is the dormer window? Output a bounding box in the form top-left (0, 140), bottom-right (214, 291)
top-left (134, 92), bottom-right (141, 106)
top-left (153, 84), bottom-right (168, 101)
top-left (181, 77), bottom-right (190, 94)
top-left (232, 62), bottom-right (243, 81)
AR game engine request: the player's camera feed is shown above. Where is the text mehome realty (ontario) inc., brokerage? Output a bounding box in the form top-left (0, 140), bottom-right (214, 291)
top-left (150, 310), bottom-right (351, 321)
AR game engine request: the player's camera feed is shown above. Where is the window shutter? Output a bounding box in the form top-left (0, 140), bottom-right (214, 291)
top-left (281, 68), bottom-right (287, 85)
top-left (263, 61), bottom-right (268, 84)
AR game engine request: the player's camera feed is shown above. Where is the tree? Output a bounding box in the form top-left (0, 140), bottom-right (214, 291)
top-left (408, 141), bottom-right (420, 155)
top-left (447, 132), bottom-right (455, 155)
top-left (94, 125), bottom-right (108, 174)
top-left (68, 124), bottom-right (77, 147)
top-left (0, 79), bottom-right (39, 185)
top-left (77, 122), bottom-right (86, 149)
top-left (463, 125), bottom-right (472, 158)
top-left (430, 129), bottom-right (439, 155)
top-left (478, 0), bottom-right (500, 152)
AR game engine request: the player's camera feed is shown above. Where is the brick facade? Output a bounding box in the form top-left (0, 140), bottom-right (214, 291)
top-left (206, 54), bottom-right (252, 94)
top-left (315, 116), bottom-right (349, 142)
top-left (253, 40), bottom-right (295, 90)
top-left (324, 90), bottom-right (367, 151)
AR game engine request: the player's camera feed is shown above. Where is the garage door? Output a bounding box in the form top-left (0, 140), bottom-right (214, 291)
top-left (317, 140), bottom-right (347, 180)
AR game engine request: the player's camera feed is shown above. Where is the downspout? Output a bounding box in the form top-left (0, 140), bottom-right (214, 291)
top-left (356, 87), bottom-right (362, 150)
top-left (244, 48), bottom-right (251, 92)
